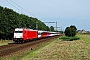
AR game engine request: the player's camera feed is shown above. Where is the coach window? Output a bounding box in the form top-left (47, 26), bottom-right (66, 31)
top-left (19, 31), bottom-right (22, 33)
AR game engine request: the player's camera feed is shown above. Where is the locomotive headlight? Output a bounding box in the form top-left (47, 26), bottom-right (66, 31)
top-left (20, 36), bottom-right (22, 38)
top-left (14, 36), bottom-right (16, 38)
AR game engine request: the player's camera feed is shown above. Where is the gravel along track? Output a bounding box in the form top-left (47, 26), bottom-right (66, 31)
top-left (0, 36), bottom-right (60, 58)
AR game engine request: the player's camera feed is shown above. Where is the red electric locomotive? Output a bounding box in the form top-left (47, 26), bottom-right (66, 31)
top-left (13, 28), bottom-right (38, 43)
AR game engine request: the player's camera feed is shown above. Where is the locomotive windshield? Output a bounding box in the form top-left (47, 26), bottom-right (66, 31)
top-left (15, 31), bottom-right (22, 33)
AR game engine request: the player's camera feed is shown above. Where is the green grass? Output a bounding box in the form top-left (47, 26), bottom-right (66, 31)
top-left (59, 36), bottom-right (80, 41)
top-left (77, 34), bottom-right (90, 45)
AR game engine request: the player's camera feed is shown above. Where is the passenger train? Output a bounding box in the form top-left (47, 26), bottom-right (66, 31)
top-left (13, 28), bottom-right (60, 43)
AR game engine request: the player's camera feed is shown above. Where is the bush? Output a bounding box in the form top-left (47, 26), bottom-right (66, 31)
top-left (59, 36), bottom-right (80, 41)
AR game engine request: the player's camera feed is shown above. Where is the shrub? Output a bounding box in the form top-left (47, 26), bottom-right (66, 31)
top-left (59, 36), bottom-right (80, 41)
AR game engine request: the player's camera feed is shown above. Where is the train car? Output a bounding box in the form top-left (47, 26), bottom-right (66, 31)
top-left (38, 31), bottom-right (60, 38)
top-left (38, 30), bottom-right (49, 38)
top-left (13, 28), bottom-right (38, 43)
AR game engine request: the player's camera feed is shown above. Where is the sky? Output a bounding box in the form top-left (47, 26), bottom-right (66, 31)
top-left (0, 0), bottom-right (90, 31)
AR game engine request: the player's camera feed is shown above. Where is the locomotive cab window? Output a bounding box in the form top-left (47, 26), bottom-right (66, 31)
top-left (15, 31), bottom-right (22, 33)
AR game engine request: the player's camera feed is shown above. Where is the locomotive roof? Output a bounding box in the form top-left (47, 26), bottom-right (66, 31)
top-left (15, 28), bottom-right (37, 31)
top-left (15, 28), bottom-right (23, 31)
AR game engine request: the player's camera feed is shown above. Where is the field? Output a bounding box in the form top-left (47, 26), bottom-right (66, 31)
top-left (3, 34), bottom-right (90, 60)
top-left (20, 34), bottom-right (90, 60)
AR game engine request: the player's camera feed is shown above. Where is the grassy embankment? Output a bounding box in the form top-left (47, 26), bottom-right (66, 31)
top-left (6, 34), bottom-right (90, 60)
top-left (0, 40), bottom-right (13, 46)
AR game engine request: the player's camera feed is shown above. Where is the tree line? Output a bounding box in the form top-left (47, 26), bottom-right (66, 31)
top-left (0, 6), bottom-right (55, 40)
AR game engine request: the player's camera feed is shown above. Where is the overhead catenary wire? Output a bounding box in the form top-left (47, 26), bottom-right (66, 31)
top-left (9, 0), bottom-right (35, 17)
top-left (4, 0), bottom-right (25, 14)
top-left (5, 0), bottom-right (36, 17)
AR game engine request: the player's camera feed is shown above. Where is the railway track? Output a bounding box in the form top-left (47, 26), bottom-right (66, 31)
top-left (0, 36), bottom-right (60, 58)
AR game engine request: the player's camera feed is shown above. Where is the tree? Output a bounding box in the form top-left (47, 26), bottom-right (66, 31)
top-left (46, 26), bottom-right (50, 31)
top-left (0, 6), bottom-right (50, 39)
top-left (64, 25), bottom-right (77, 37)
top-left (70, 25), bottom-right (77, 31)
top-left (70, 25), bottom-right (77, 36)
top-left (64, 27), bottom-right (69, 36)
top-left (50, 26), bottom-right (54, 31)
